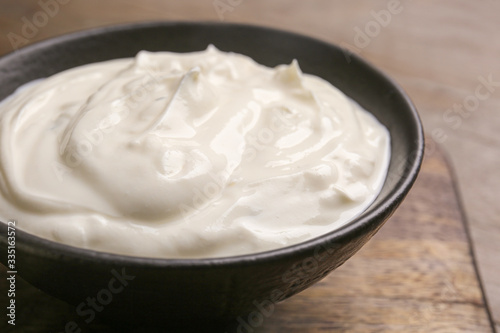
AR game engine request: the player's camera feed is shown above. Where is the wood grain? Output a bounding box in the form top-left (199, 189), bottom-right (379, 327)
top-left (0, 147), bottom-right (492, 332)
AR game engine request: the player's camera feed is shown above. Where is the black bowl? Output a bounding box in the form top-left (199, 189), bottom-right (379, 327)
top-left (0, 22), bottom-right (423, 330)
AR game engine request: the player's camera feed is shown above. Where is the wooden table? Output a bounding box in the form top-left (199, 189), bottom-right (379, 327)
top-left (0, 148), bottom-right (493, 332)
top-left (0, 1), bottom-right (498, 332)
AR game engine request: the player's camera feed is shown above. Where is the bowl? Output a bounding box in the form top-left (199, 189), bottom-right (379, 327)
top-left (0, 22), bottom-right (424, 330)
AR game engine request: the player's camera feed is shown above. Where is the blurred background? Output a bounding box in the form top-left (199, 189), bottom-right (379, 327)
top-left (0, 1), bottom-right (499, 332)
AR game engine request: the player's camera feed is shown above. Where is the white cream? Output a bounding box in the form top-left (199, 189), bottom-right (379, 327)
top-left (0, 46), bottom-right (390, 258)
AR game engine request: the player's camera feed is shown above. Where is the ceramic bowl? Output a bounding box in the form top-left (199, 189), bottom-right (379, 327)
top-left (0, 22), bottom-right (423, 331)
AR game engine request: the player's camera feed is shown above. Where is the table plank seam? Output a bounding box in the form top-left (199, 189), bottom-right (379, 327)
top-left (441, 147), bottom-right (497, 333)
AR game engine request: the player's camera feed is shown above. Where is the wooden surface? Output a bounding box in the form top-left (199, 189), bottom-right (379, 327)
top-left (0, 1), bottom-right (499, 331)
top-left (0, 144), bottom-right (493, 332)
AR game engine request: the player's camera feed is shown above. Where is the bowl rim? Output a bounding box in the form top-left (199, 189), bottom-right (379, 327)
top-left (0, 21), bottom-right (424, 268)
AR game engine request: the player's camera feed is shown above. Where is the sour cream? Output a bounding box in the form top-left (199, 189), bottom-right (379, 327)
top-left (0, 46), bottom-right (390, 258)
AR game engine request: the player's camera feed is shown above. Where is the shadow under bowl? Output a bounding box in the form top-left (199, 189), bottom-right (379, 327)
top-left (0, 22), bottom-right (424, 330)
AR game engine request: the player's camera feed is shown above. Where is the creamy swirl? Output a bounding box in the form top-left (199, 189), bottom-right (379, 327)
top-left (0, 46), bottom-right (390, 258)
